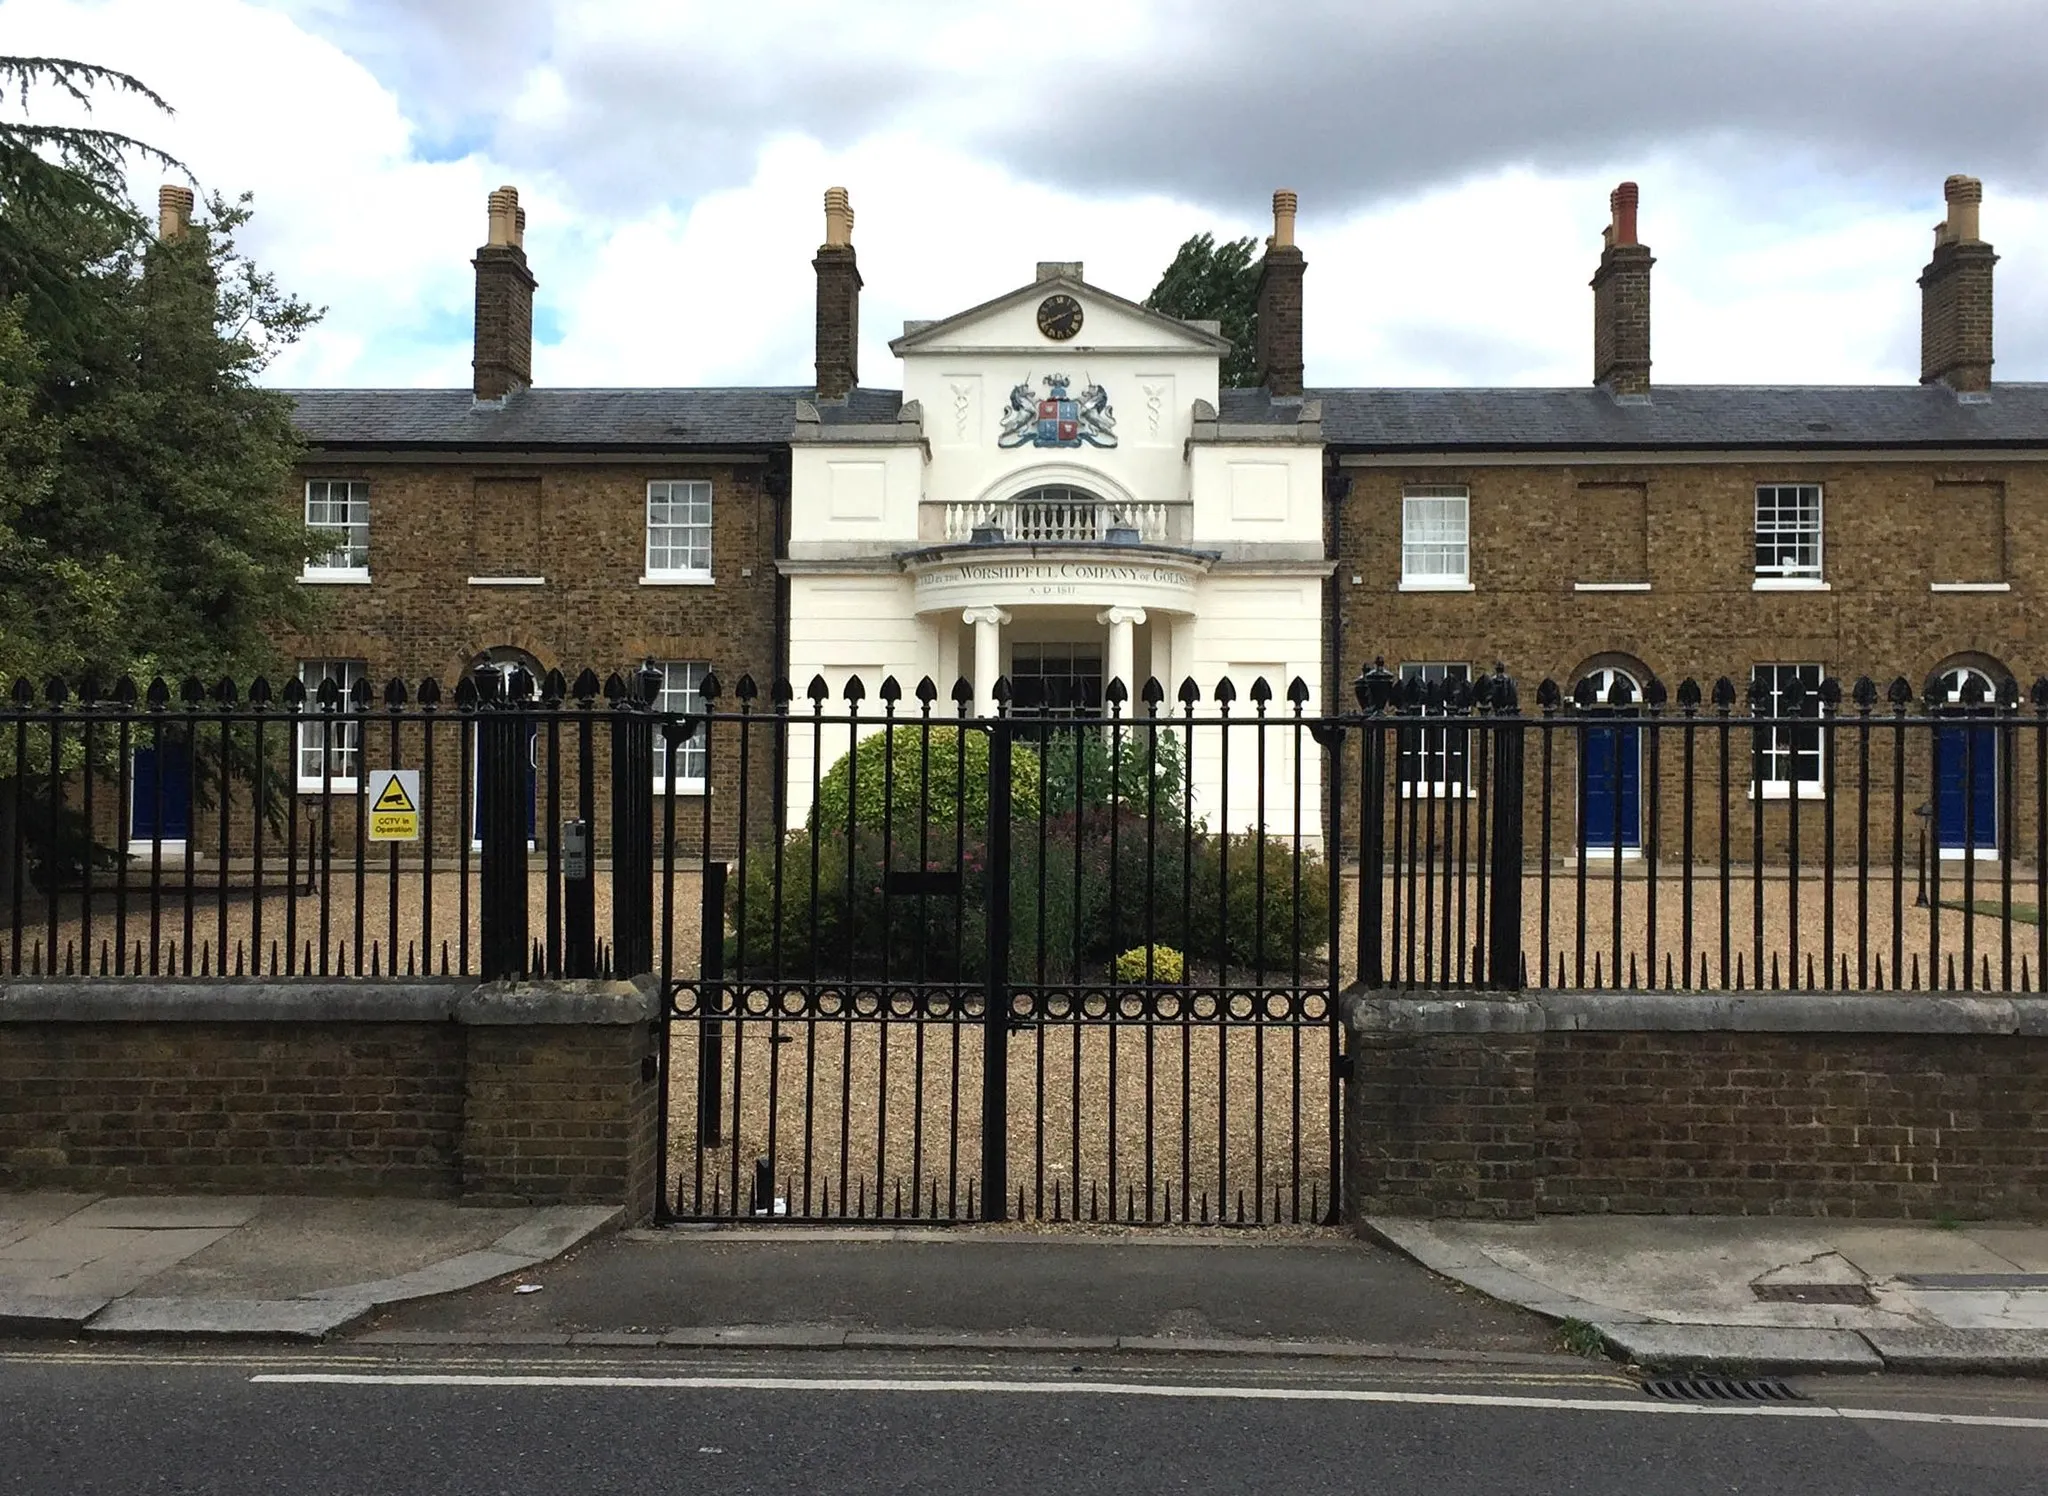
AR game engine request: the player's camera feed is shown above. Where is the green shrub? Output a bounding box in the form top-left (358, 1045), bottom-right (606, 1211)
top-left (1010, 805), bottom-right (1197, 981)
top-left (1037, 723), bottom-right (1189, 822)
top-left (726, 826), bottom-right (983, 979)
top-left (727, 734), bottom-right (1325, 981)
top-left (1190, 833), bottom-right (1333, 971)
top-left (811, 726), bottom-right (1040, 834)
top-left (1113, 944), bottom-right (1186, 983)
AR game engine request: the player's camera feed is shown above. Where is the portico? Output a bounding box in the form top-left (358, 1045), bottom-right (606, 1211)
top-left (908, 542), bottom-right (1211, 717)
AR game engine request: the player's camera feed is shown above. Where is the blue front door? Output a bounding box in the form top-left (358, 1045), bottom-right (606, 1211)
top-left (1581, 720), bottom-right (1641, 850)
top-left (471, 720), bottom-right (538, 844)
top-left (131, 741), bottom-right (191, 844)
top-left (1936, 721), bottom-right (1998, 853)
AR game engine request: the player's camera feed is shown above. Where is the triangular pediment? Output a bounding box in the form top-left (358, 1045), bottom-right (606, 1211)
top-left (889, 275), bottom-right (1233, 357)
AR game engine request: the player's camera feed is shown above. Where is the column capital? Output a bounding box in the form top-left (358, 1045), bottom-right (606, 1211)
top-left (1095, 606), bottom-right (1148, 627)
top-left (961, 607), bottom-right (1012, 627)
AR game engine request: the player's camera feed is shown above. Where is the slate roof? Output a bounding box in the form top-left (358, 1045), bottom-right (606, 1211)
top-left (288, 382), bottom-right (2048, 453)
top-left (285, 386), bottom-right (903, 450)
top-left (1267, 384), bottom-right (2048, 451)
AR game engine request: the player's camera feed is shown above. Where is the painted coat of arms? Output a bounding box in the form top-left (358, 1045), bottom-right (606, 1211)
top-left (997, 374), bottom-right (1117, 449)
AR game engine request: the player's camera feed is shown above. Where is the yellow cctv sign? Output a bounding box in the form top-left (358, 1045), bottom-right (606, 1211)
top-left (367, 769), bottom-right (421, 842)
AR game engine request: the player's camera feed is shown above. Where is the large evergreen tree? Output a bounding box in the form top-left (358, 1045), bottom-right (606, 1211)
top-left (0, 55), bottom-right (320, 894)
top-left (0, 55), bottom-right (317, 685)
top-left (1144, 232), bottom-right (1261, 388)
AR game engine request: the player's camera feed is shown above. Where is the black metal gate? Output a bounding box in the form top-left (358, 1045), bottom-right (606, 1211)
top-left (662, 673), bottom-right (1353, 1225)
top-left (655, 663), bottom-right (1540, 1221)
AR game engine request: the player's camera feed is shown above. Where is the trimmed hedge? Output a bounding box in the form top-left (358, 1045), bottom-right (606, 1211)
top-left (727, 725), bottom-right (1328, 981)
top-left (727, 815), bottom-right (1330, 982)
top-left (811, 726), bottom-right (1040, 832)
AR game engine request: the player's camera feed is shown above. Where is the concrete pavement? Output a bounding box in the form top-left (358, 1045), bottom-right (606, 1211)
top-left (0, 1192), bottom-right (618, 1339)
top-left (9, 1188), bottom-right (2048, 1378)
top-left (1368, 1215), bottom-right (2048, 1375)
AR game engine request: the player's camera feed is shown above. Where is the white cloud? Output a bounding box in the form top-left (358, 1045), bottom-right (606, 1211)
top-left (2, 0), bottom-right (509, 385)
top-left (4, 0), bottom-right (2045, 393)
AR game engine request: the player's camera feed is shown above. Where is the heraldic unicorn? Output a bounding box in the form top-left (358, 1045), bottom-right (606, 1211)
top-left (998, 374), bottom-right (1118, 450)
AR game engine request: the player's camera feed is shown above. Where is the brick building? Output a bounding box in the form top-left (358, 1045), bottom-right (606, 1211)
top-left (165, 173), bottom-right (2048, 865)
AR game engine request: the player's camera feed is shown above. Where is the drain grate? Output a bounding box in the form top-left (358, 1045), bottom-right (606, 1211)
top-left (1642, 1377), bottom-right (1803, 1403)
top-left (1752, 1282), bottom-right (1876, 1306)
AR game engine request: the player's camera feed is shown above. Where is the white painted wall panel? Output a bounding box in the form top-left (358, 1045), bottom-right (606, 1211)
top-left (1189, 446), bottom-right (1323, 547)
top-left (785, 576), bottom-right (930, 827)
top-left (791, 446), bottom-right (923, 546)
top-left (826, 460), bottom-right (887, 521)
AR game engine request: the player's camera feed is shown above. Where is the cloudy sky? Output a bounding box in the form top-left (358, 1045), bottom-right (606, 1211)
top-left (7, 0), bottom-right (2047, 391)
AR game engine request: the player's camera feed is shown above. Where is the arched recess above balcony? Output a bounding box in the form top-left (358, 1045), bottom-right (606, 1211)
top-left (944, 464), bottom-right (1180, 547)
top-left (975, 461), bottom-right (1148, 516)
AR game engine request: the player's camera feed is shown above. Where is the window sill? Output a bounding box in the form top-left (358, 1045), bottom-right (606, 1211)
top-left (640, 573), bottom-right (717, 587)
top-left (1930, 582), bottom-right (2011, 593)
top-left (468, 576), bottom-right (546, 587)
top-left (1398, 783), bottom-right (1471, 799)
top-left (301, 571), bottom-right (372, 585)
top-left (655, 780), bottom-right (709, 796)
top-left (1751, 782), bottom-right (1827, 801)
top-left (1752, 578), bottom-right (1830, 592)
top-left (1398, 581), bottom-right (1475, 593)
top-left (296, 780), bottom-right (360, 794)
top-left (1573, 582), bottom-right (1650, 592)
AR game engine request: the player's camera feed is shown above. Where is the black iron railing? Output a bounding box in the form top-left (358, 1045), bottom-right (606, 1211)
top-left (0, 664), bottom-right (667, 981)
top-left (1346, 660), bottom-right (2047, 995)
top-left (7, 655), bottom-right (2042, 1227)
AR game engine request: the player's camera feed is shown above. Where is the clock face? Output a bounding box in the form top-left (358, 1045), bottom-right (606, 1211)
top-left (1036, 294), bottom-right (1083, 341)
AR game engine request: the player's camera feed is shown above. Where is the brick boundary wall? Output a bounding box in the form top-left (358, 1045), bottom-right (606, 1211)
top-left (1344, 990), bottom-right (2048, 1222)
top-left (0, 977), bottom-right (661, 1221)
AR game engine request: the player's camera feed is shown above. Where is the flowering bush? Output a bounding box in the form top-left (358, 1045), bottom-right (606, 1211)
top-left (1113, 945), bottom-right (1186, 983)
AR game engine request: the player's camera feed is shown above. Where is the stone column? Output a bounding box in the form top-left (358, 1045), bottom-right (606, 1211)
top-left (963, 607), bottom-right (1010, 717)
top-left (1097, 606), bottom-right (1146, 714)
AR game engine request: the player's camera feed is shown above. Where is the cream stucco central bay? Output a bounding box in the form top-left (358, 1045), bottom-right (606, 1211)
top-left (780, 261), bottom-right (1332, 837)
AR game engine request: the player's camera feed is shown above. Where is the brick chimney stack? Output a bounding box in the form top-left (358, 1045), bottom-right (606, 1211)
top-left (814, 186), bottom-right (861, 401)
top-left (1591, 181), bottom-right (1653, 397)
top-left (472, 185), bottom-right (536, 402)
top-left (1254, 188), bottom-right (1305, 397)
top-left (1920, 174), bottom-right (1997, 393)
top-left (157, 185), bottom-right (194, 242)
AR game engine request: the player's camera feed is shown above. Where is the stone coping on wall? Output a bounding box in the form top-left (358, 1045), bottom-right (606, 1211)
top-left (1342, 988), bottom-right (2048, 1037)
top-left (0, 976), bottom-right (660, 1026)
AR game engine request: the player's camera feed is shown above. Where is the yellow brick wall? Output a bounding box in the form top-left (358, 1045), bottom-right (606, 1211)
top-left (1338, 457), bottom-right (2048, 689)
top-left (281, 459), bottom-right (782, 685)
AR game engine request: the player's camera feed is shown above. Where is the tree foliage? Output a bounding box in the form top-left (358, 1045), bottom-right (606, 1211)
top-left (1144, 232), bottom-right (1261, 388)
top-left (0, 53), bottom-right (318, 689)
top-left (0, 55), bottom-right (322, 892)
top-left (0, 56), bottom-right (179, 359)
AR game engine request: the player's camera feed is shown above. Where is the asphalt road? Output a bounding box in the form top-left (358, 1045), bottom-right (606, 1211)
top-left (5, 1348), bottom-right (2048, 1495)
